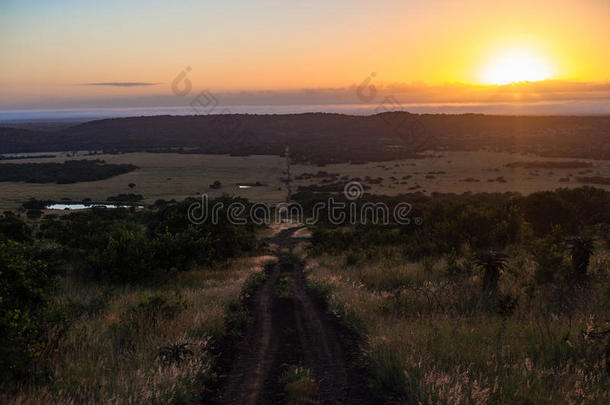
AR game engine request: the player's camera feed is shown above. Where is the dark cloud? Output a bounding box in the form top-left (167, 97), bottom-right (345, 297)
top-left (81, 82), bottom-right (159, 87)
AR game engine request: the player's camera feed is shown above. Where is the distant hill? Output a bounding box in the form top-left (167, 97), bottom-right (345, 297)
top-left (1, 113), bottom-right (609, 163)
top-left (0, 127), bottom-right (51, 153)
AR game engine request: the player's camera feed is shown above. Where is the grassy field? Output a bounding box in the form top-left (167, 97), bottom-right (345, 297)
top-left (3, 255), bottom-right (274, 404)
top-left (293, 150), bottom-right (610, 195)
top-left (0, 153), bottom-right (287, 211)
top-left (306, 248), bottom-right (610, 403)
top-left (1, 151), bottom-right (609, 211)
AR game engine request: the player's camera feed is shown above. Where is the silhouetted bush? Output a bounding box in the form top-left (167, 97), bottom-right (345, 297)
top-left (0, 241), bottom-right (53, 380)
top-left (88, 225), bottom-right (160, 283)
top-left (26, 209), bottom-right (42, 219)
top-left (0, 213), bottom-right (31, 242)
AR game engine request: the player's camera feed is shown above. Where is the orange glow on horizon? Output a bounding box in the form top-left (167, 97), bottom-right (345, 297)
top-left (1, 0), bottom-right (609, 106)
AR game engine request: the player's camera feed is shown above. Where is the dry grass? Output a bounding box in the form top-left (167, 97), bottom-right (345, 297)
top-left (0, 153), bottom-right (287, 210)
top-left (2, 151), bottom-right (610, 211)
top-left (293, 150), bottom-right (610, 196)
top-left (306, 250), bottom-right (610, 404)
top-left (3, 256), bottom-right (270, 404)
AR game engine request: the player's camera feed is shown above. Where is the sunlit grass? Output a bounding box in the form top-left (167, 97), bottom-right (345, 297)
top-left (306, 249), bottom-right (610, 403)
top-left (5, 256), bottom-right (268, 404)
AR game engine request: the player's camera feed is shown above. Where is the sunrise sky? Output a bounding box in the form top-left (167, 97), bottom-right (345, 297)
top-left (1, 0), bottom-right (609, 113)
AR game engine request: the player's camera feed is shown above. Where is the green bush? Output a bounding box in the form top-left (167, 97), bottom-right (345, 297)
top-left (0, 241), bottom-right (52, 380)
top-left (26, 209), bottom-right (42, 219)
top-left (153, 227), bottom-right (213, 271)
top-left (88, 226), bottom-right (160, 283)
top-left (40, 197), bottom-right (259, 284)
top-left (0, 213), bottom-right (31, 242)
top-left (530, 238), bottom-right (568, 284)
top-left (443, 249), bottom-right (465, 278)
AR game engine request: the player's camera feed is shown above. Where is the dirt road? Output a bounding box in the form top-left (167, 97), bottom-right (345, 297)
top-left (220, 227), bottom-right (369, 404)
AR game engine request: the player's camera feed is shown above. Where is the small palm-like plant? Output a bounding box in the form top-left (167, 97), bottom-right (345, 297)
top-left (474, 251), bottom-right (509, 296)
top-left (566, 237), bottom-right (595, 281)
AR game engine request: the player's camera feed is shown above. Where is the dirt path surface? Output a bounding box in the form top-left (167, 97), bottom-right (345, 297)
top-left (220, 226), bottom-right (369, 404)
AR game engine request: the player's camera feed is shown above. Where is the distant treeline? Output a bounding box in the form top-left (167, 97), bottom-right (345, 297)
top-left (0, 159), bottom-right (137, 184)
top-left (2, 113), bottom-right (610, 163)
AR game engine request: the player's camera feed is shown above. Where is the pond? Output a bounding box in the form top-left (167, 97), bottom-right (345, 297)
top-left (46, 203), bottom-right (143, 210)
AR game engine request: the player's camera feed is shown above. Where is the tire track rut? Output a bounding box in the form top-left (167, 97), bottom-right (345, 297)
top-left (220, 227), bottom-right (369, 404)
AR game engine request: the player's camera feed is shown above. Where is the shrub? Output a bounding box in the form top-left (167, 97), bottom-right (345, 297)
top-left (0, 213), bottom-right (31, 242)
top-left (41, 197), bottom-right (258, 284)
top-left (443, 249), bottom-right (464, 278)
top-left (88, 226), bottom-right (160, 283)
top-left (26, 209), bottom-right (42, 219)
top-left (533, 246), bottom-right (566, 284)
top-left (529, 230), bottom-right (569, 285)
top-left (0, 241), bottom-right (52, 380)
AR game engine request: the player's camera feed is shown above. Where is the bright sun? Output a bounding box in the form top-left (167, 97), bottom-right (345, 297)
top-left (480, 48), bottom-right (554, 85)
